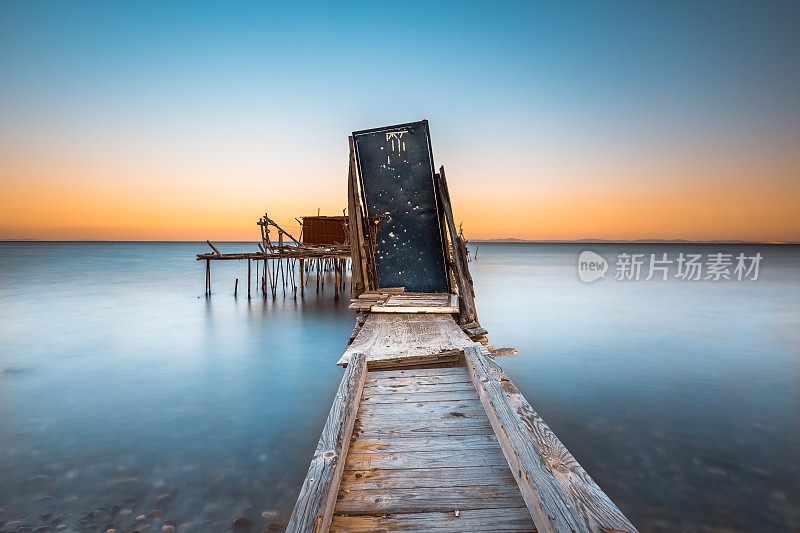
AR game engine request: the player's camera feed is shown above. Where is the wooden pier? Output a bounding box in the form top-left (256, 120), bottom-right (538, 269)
top-left (286, 123), bottom-right (637, 532)
top-left (287, 301), bottom-right (636, 532)
top-left (197, 213), bottom-right (351, 299)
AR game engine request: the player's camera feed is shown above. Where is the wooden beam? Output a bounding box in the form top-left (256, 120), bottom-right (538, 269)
top-left (466, 346), bottom-right (638, 533)
top-left (206, 240), bottom-right (222, 256)
top-left (348, 136), bottom-right (371, 291)
top-left (435, 166), bottom-right (477, 324)
top-left (433, 166), bottom-right (455, 294)
top-left (465, 346), bottom-right (589, 533)
top-left (347, 155), bottom-right (366, 298)
top-left (286, 352), bottom-right (367, 533)
top-left (488, 347), bottom-right (518, 357)
top-left (483, 354), bottom-right (638, 533)
top-left (259, 214), bottom-right (301, 245)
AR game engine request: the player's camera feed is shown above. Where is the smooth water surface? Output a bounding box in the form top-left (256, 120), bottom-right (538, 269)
top-left (0, 242), bottom-right (798, 531)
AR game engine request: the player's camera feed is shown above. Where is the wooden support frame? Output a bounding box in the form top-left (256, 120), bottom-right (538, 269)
top-left (347, 145), bottom-right (366, 298)
top-left (465, 346), bottom-right (637, 533)
top-left (348, 136), bottom-right (371, 296)
top-left (286, 352), bottom-right (367, 533)
top-left (435, 166), bottom-right (478, 324)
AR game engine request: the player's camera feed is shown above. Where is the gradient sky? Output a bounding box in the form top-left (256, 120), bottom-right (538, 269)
top-left (1, 1), bottom-right (798, 241)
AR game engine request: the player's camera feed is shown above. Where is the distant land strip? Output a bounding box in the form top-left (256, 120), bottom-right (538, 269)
top-left (0, 239), bottom-right (798, 244)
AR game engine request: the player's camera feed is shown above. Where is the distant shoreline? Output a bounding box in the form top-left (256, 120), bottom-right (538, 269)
top-left (470, 239), bottom-right (799, 244)
top-left (1, 239), bottom-right (798, 245)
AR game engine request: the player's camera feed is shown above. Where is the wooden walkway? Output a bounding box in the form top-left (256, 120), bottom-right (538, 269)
top-left (287, 309), bottom-right (638, 533)
top-left (331, 365), bottom-right (534, 532)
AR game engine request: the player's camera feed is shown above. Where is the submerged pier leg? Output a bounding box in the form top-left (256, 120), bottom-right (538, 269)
top-left (205, 259), bottom-right (210, 296)
top-left (247, 259), bottom-right (251, 299)
top-left (334, 259), bottom-right (339, 300)
top-left (299, 259), bottom-right (305, 297)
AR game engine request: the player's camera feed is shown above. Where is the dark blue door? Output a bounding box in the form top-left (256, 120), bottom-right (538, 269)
top-left (353, 120), bottom-right (450, 293)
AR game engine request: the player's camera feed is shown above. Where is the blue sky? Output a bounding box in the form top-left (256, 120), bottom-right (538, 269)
top-left (1, 1), bottom-right (798, 240)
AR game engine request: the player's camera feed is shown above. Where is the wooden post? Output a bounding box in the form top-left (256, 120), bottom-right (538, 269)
top-left (299, 258), bottom-right (305, 296)
top-left (234, 278), bottom-right (238, 296)
top-left (436, 166), bottom-right (477, 324)
top-left (334, 258), bottom-right (339, 300)
top-left (205, 259), bottom-right (210, 296)
top-left (248, 259), bottom-right (251, 299)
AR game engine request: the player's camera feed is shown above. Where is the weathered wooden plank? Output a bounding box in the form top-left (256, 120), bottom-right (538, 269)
top-left (354, 417), bottom-right (495, 438)
top-left (364, 353), bottom-right (461, 370)
top-left (435, 167), bottom-right (477, 324)
top-left (348, 433), bottom-right (500, 454)
top-left (345, 445), bottom-right (507, 470)
top-left (359, 396), bottom-right (482, 412)
top-left (365, 373), bottom-right (471, 387)
top-left (368, 366), bottom-right (469, 379)
top-left (361, 388), bottom-right (479, 404)
top-left (340, 464), bottom-right (518, 489)
top-left (370, 304), bottom-right (460, 314)
top-left (335, 484), bottom-right (527, 514)
top-left (489, 347), bottom-right (518, 357)
top-left (362, 287), bottom-right (405, 295)
top-left (464, 346), bottom-right (589, 533)
top-left (362, 381), bottom-right (476, 395)
top-left (347, 154), bottom-right (365, 298)
top-left (357, 399), bottom-right (485, 422)
top-left (348, 136), bottom-right (372, 292)
top-left (338, 313), bottom-right (476, 366)
top-left (286, 352), bottom-right (367, 533)
top-left (330, 507), bottom-right (534, 532)
top-left (484, 357), bottom-right (638, 533)
top-left (463, 325), bottom-right (488, 337)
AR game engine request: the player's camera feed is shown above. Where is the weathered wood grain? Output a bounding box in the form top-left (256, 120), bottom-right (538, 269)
top-left (286, 352), bottom-right (367, 533)
top-left (354, 417), bottom-right (495, 438)
top-left (335, 484), bottom-right (528, 514)
top-left (484, 356), bottom-right (638, 533)
top-left (348, 136), bottom-right (371, 292)
top-left (362, 381), bottom-right (475, 395)
top-left (436, 166), bottom-right (478, 324)
top-left (363, 353), bottom-right (462, 370)
top-left (368, 366), bottom-right (469, 378)
top-left (465, 346), bottom-right (589, 533)
top-left (348, 433), bottom-right (501, 453)
top-left (341, 463), bottom-right (519, 489)
top-left (338, 313), bottom-right (477, 366)
top-left (370, 293), bottom-right (459, 314)
top-left (347, 152), bottom-right (365, 298)
top-left (330, 507), bottom-right (535, 532)
top-left (345, 446), bottom-right (508, 470)
top-left (370, 304), bottom-right (459, 313)
top-left (489, 347), bottom-right (519, 357)
top-left (361, 388), bottom-right (479, 404)
top-left (357, 401), bottom-right (486, 423)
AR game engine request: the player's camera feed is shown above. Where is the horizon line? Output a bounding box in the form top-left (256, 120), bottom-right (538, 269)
top-left (1, 239), bottom-right (797, 245)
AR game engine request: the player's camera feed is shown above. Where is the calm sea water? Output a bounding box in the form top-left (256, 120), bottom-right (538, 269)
top-left (0, 242), bottom-right (797, 531)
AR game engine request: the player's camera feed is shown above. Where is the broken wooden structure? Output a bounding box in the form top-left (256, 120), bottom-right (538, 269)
top-left (287, 121), bottom-right (636, 532)
top-left (196, 213), bottom-right (351, 299)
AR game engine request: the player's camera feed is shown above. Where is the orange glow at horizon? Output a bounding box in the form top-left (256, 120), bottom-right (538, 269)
top-left (1, 141), bottom-right (798, 243)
